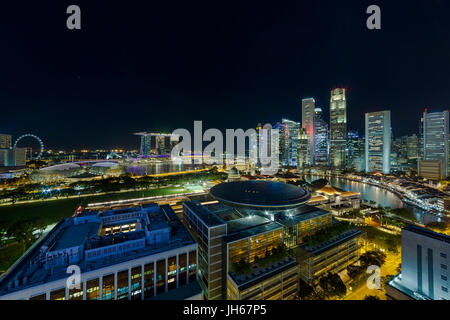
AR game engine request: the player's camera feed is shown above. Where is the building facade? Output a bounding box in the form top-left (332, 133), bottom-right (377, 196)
top-left (183, 201), bottom-right (227, 300)
top-left (135, 132), bottom-right (178, 156)
top-left (329, 88), bottom-right (347, 169)
top-left (227, 257), bottom-right (298, 300)
top-left (0, 134), bottom-right (12, 149)
top-left (346, 131), bottom-right (365, 172)
top-left (313, 108), bottom-right (329, 166)
top-left (183, 181), bottom-right (336, 300)
top-left (423, 110), bottom-right (449, 178)
top-left (298, 228), bottom-right (365, 285)
top-left (302, 98), bottom-right (315, 166)
top-left (297, 128), bottom-right (309, 169)
top-left (0, 147), bottom-right (26, 167)
top-left (365, 110), bottom-right (391, 174)
top-left (282, 118), bottom-right (301, 167)
top-left (387, 225), bottom-right (449, 300)
top-left (0, 204), bottom-right (201, 300)
top-left (418, 159), bottom-right (444, 181)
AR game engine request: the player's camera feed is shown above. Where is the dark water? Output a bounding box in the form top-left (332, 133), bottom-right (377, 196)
top-left (304, 175), bottom-right (441, 224)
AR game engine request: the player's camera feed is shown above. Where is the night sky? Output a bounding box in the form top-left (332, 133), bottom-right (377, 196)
top-left (1, 0), bottom-right (450, 150)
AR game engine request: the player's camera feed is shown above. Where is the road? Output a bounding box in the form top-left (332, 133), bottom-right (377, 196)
top-left (343, 247), bottom-right (401, 300)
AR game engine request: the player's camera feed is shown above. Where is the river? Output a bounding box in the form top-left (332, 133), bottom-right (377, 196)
top-left (303, 175), bottom-right (443, 224)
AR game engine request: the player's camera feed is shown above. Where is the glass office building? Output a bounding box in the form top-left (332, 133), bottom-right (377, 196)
top-left (423, 110), bottom-right (449, 178)
top-left (302, 98), bottom-right (316, 166)
top-left (183, 180), bottom-right (335, 300)
top-left (365, 110), bottom-right (391, 174)
top-left (329, 88), bottom-right (347, 169)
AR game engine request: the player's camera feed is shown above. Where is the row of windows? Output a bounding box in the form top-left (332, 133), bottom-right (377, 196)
top-left (228, 230), bottom-right (283, 268)
top-left (29, 251), bottom-right (197, 300)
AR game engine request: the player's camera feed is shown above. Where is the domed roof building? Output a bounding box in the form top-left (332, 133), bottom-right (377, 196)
top-left (31, 163), bottom-right (83, 182)
top-left (182, 180), bottom-right (364, 299)
top-left (209, 180), bottom-right (311, 210)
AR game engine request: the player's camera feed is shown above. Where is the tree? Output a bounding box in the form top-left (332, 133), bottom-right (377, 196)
top-left (231, 258), bottom-right (252, 275)
top-left (0, 221), bottom-right (10, 248)
top-left (359, 250), bottom-right (387, 268)
top-left (364, 295), bottom-right (380, 300)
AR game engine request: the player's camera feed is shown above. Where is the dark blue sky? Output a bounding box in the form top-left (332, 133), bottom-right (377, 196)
top-left (1, 0), bottom-right (450, 149)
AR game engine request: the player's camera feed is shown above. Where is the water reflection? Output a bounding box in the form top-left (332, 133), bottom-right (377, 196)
top-left (304, 175), bottom-right (438, 224)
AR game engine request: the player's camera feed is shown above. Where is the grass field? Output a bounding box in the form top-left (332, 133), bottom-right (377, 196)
top-left (0, 186), bottom-right (189, 226)
top-left (0, 242), bottom-right (23, 271)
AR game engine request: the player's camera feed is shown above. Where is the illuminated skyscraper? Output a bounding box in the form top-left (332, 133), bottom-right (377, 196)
top-left (301, 98), bottom-right (315, 165)
top-left (365, 110), bottom-right (391, 174)
top-left (407, 134), bottom-right (419, 161)
top-left (346, 131), bottom-right (364, 172)
top-left (0, 134), bottom-right (12, 149)
top-left (274, 122), bottom-right (289, 166)
top-left (282, 118), bottom-right (301, 167)
top-left (313, 108), bottom-right (329, 166)
top-left (297, 128), bottom-right (309, 169)
top-left (329, 88), bottom-right (347, 168)
top-left (423, 110), bottom-right (449, 178)
top-left (419, 117), bottom-right (424, 160)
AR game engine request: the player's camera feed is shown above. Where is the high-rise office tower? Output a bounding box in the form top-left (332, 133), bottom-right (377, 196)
top-left (365, 110), bottom-right (391, 174)
top-left (0, 147), bottom-right (26, 167)
top-left (282, 118), bottom-right (301, 167)
top-left (313, 108), bottom-right (329, 166)
top-left (419, 117), bottom-right (424, 160)
top-left (346, 131), bottom-right (365, 172)
top-left (297, 128), bottom-right (309, 169)
top-left (301, 98), bottom-right (315, 165)
top-left (0, 134), bottom-right (12, 149)
top-left (423, 110), bottom-right (449, 178)
top-left (329, 88), bottom-right (347, 168)
top-left (394, 136), bottom-right (409, 171)
top-left (407, 134), bottom-right (419, 161)
top-left (274, 122), bottom-right (289, 167)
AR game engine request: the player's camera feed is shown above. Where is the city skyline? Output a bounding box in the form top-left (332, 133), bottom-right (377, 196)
top-left (2, 2), bottom-right (450, 149)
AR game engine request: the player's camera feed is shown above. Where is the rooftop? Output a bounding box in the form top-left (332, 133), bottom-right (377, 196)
top-left (403, 224), bottom-right (450, 243)
top-left (0, 204), bottom-right (196, 296)
top-left (302, 228), bottom-right (364, 255)
top-left (223, 221), bottom-right (283, 244)
top-left (51, 222), bottom-right (101, 251)
top-left (387, 273), bottom-right (431, 300)
top-left (183, 200), bottom-right (226, 227)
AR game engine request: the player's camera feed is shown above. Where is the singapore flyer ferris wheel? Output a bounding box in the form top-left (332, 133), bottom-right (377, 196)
top-left (13, 134), bottom-right (44, 160)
